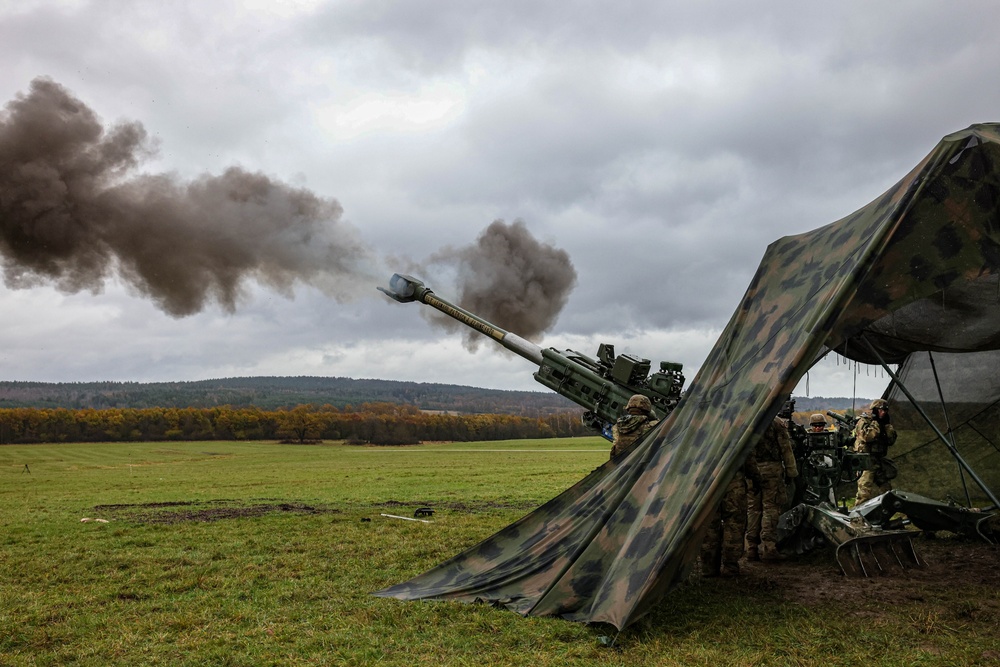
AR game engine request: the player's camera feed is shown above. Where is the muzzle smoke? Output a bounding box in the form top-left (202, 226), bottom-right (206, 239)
top-left (0, 78), bottom-right (576, 341)
top-left (423, 220), bottom-right (577, 348)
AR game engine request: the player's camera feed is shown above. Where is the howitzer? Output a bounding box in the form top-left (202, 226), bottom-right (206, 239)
top-left (780, 399), bottom-right (871, 507)
top-left (378, 273), bottom-right (685, 439)
top-left (794, 428), bottom-right (872, 506)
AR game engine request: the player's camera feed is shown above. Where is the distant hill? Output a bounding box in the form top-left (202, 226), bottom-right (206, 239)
top-left (0, 376), bottom-right (579, 416)
top-left (0, 377), bottom-right (875, 417)
top-left (789, 395), bottom-right (877, 413)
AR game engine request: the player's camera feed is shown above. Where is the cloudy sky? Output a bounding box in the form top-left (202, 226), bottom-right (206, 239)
top-left (1, 1), bottom-right (997, 400)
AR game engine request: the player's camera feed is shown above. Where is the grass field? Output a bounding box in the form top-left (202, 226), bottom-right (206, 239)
top-left (2, 438), bottom-right (998, 666)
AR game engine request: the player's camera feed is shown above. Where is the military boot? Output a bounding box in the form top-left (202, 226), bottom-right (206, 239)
top-left (745, 544), bottom-right (760, 561)
top-left (760, 543), bottom-right (786, 562)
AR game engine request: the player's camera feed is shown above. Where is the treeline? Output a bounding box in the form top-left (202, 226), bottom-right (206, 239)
top-left (0, 403), bottom-right (591, 445)
top-left (788, 396), bottom-right (875, 413)
top-left (0, 377), bottom-right (576, 415)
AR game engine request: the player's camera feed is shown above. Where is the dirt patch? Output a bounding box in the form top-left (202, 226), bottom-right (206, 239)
top-left (96, 501), bottom-right (197, 510)
top-left (91, 498), bottom-right (537, 525)
top-left (375, 499), bottom-right (540, 513)
top-left (94, 499), bottom-right (341, 524)
top-left (731, 536), bottom-right (1000, 611)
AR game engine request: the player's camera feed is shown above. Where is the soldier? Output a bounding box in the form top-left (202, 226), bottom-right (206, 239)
top-left (702, 450), bottom-right (760, 577)
top-left (809, 413), bottom-right (828, 432)
top-left (610, 394), bottom-right (660, 459)
top-left (745, 416), bottom-right (798, 561)
top-left (854, 398), bottom-right (897, 503)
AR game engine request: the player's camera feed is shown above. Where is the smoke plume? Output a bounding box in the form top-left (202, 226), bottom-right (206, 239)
top-left (424, 219), bottom-right (578, 348)
top-left (0, 77), bottom-right (377, 316)
top-left (0, 78), bottom-right (577, 345)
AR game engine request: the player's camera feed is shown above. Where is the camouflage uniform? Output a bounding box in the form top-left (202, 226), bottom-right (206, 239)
top-left (702, 451), bottom-right (760, 576)
top-left (745, 417), bottom-right (798, 561)
top-left (610, 395), bottom-right (660, 459)
top-left (854, 399), bottom-right (897, 503)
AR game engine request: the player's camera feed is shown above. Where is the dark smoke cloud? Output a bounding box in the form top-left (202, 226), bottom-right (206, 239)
top-left (0, 78), bottom-right (577, 344)
top-left (0, 77), bottom-right (378, 316)
top-left (424, 219), bottom-right (578, 349)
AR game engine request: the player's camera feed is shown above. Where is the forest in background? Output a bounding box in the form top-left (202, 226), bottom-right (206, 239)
top-left (0, 376), bottom-right (870, 414)
top-left (0, 377), bottom-right (576, 415)
top-left (0, 403), bottom-right (591, 445)
top-left (0, 377), bottom-right (872, 445)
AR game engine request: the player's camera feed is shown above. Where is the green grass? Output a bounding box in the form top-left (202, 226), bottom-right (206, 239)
top-left (1, 439), bottom-right (998, 666)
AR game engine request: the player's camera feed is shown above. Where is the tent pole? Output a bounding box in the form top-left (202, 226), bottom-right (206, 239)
top-left (860, 336), bottom-right (1000, 508)
top-left (927, 351), bottom-right (973, 507)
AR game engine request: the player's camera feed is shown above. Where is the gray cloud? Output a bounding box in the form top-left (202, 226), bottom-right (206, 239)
top-left (2, 1), bottom-right (999, 396)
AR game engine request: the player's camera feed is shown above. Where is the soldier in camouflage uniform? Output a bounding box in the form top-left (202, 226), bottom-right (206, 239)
top-left (610, 395), bottom-right (659, 459)
top-left (854, 398), bottom-right (897, 503)
top-left (809, 413), bottom-right (828, 432)
top-left (744, 416), bottom-right (798, 561)
top-left (702, 450), bottom-right (760, 577)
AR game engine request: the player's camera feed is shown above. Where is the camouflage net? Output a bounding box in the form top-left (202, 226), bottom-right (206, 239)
top-left (377, 124), bottom-right (1000, 629)
top-left (888, 350), bottom-right (1000, 505)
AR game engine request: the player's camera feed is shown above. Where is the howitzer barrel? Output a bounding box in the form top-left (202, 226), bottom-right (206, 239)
top-left (827, 411), bottom-right (855, 426)
top-left (377, 273), bottom-right (544, 365)
top-left (379, 272), bottom-right (685, 440)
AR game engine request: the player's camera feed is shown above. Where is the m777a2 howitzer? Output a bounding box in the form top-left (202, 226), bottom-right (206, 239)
top-left (377, 273), bottom-right (685, 439)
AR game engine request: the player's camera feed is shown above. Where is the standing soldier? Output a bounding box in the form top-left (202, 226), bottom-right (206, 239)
top-left (854, 399), bottom-right (897, 503)
top-left (702, 450), bottom-right (760, 577)
top-left (610, 394), bottom-right (660, 459)
top-left (745, 416), bottom-right (798, 561)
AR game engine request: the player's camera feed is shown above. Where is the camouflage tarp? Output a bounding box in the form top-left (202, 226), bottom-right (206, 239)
top-left (375, 123), bottom-right (1000, 630)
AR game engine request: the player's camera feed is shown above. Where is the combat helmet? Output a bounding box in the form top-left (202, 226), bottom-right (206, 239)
top-left (870, 399), bottom-right (890, 411)
top-left (626, 394), bottom-right (653, 415)
top-left (810, 413), bottom-right (826, 426)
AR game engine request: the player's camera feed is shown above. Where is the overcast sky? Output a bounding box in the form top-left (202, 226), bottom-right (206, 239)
top-left (1, 1), bottom-right (997, 400)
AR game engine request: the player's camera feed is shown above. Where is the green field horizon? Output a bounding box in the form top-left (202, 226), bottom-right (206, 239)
top-left (2, 439), bottom-right (997, 666)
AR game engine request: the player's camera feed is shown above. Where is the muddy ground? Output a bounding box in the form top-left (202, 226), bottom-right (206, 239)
top-left (731, 536), bottom-right (1000, 612)
top-left (93, 499), bottom-right (343, 524)
top-left (92, 498), bottom-right (539, 524)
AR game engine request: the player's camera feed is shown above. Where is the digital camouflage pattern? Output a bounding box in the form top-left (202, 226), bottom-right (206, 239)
top-left (753, 461), bottom-right (788, 559)
top-left (854, 411), bottom-right (899, 502)
top-left (756, 418), bottom-right (797, 471)
top-left (747, 418), bottom-right (796, 558)
top-left (610, 414), bottom-right (660, 459)
top-left (626, 394), bottom-right (654, 414)
top-left (375, 124), bottom-right (1000, 629)
top-left (700, 471), bottom-right (748, 576)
